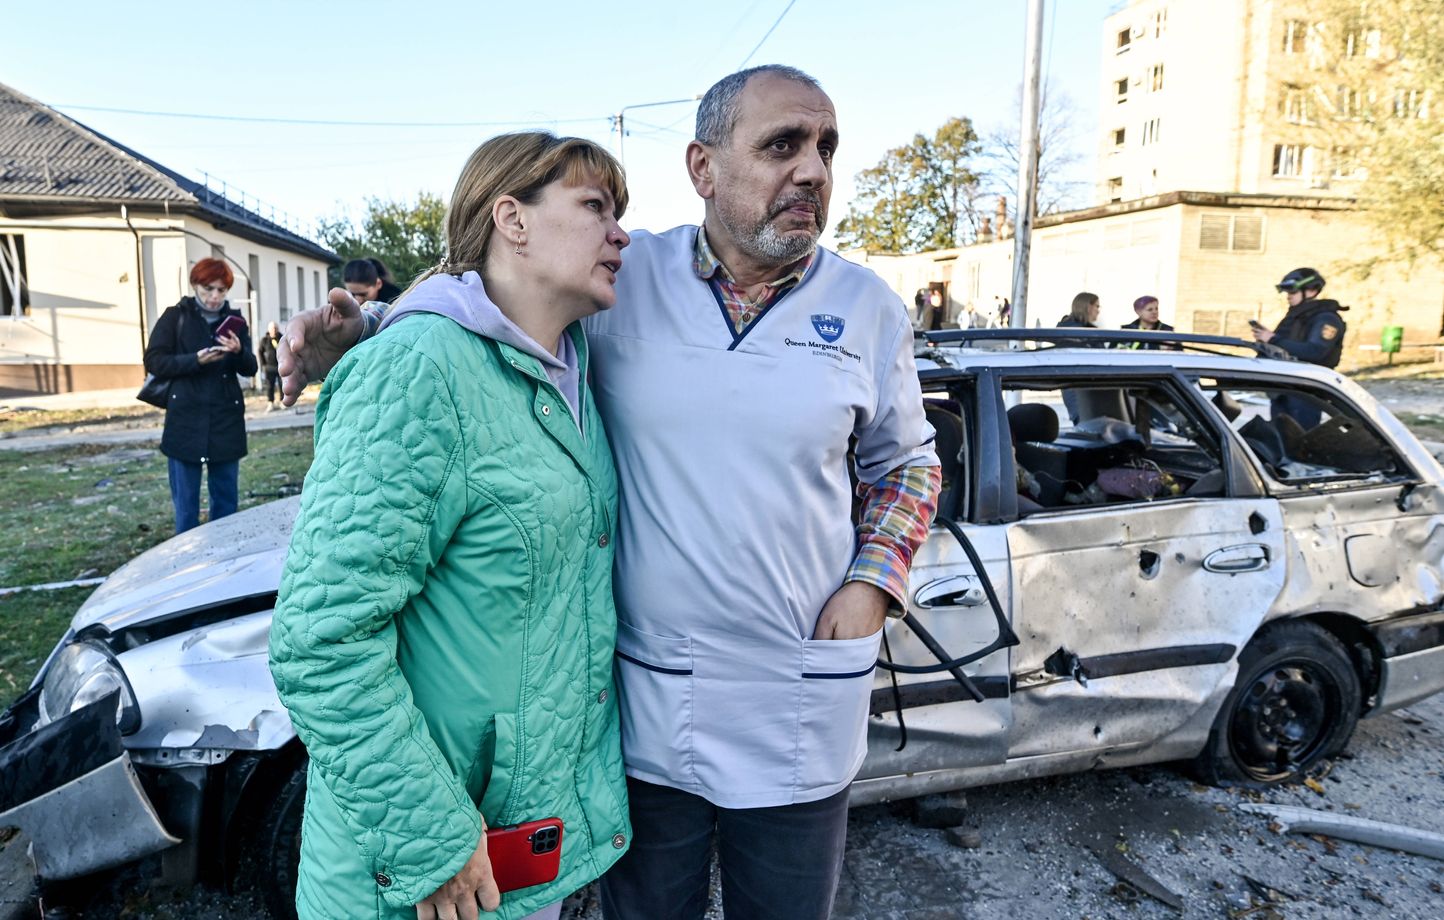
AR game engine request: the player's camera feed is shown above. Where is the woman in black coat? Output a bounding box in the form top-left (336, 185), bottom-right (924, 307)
top-left (143, 257), bottom-right (258, 533)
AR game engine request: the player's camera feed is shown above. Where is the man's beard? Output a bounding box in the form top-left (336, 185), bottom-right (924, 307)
top-left (717, 192), bottom-right (826, 266)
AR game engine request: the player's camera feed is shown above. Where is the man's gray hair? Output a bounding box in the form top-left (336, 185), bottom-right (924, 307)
top-left (695, 65), bottom-right (822, 147)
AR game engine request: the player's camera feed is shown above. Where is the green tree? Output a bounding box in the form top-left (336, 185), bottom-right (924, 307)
top-left (318, 193), bottom-right (447, 288)
top-left (1301, 0), bottom-right (1444, 272)
top-left (835, 117), bottom-right (983, 253)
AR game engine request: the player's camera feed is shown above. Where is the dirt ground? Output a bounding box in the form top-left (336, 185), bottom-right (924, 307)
top-left (31, 694), bottom-right (1441, 919)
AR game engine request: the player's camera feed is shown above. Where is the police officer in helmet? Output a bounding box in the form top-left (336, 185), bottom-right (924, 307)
top-left (1251, 267), bottom-right (1348, 428)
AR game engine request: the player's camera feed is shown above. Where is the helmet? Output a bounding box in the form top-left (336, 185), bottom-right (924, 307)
top-left (1276, 268), bottom-right (1325, 294)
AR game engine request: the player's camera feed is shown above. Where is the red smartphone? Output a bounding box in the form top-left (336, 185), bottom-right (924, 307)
top-left (486, 817), bottom-right (563, 893)
top-left (214, 315), bottom-right (248, 340)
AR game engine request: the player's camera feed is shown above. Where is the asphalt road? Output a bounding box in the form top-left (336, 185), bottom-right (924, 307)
top-left (14, 693), bottom-right (1438, 919)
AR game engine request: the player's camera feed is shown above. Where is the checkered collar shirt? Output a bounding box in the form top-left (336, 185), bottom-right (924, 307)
top-left (693, 226), bottom-right (814, 335)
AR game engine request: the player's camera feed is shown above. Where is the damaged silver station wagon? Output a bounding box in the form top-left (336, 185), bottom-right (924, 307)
top-left (3, 327), bottom-right (1443, 918)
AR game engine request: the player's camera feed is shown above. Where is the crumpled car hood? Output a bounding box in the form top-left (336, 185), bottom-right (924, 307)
top-left (72, 497), bottom-right (300, 634)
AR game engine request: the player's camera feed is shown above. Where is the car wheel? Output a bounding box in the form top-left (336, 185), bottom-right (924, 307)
top-left (236, 760), bottom-right (305, 920)
top-left (1194, 621), bottom-right (1361, 786)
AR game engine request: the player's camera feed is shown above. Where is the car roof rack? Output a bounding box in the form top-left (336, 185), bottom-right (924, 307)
top-left (917, 327), bottom-right (1266, 358)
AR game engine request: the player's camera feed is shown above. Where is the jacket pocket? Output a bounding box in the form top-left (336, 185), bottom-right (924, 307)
top-left (796, 628), bottom-right (882, 790)
top-left (614, 621), bottom-right (693, 783)
top-left (476, 712), bottom-right (518, 826)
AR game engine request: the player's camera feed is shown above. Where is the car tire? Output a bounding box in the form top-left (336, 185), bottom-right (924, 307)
top-left (236, 760), bottom-right (305, 920)
top-left (1193, 620), bottom-right (1361, 787)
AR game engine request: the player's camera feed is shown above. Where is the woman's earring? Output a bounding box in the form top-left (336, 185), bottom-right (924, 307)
top-left (514, 234), bottom-right (525, 256)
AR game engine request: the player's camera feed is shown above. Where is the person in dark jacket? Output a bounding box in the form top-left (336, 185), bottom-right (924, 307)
top-left (342, 257), bottom-right (403, 306)
top-left (143, 257), bottom-right (258, 533)
top-left (258, 321), bottom-right (282, 411)
top-left (1058, 291), bottom-right (1100, 329)
top-left (1121, 295), bottom-right (1179, 349)
top-left (1251, 267), bottom-right (1347, 429)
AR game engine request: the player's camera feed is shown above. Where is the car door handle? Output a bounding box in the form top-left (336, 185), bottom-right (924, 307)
top-left (914, 575), bottom-right (987, 608)
top-left (1203, 543), bottom-right (1271, 574)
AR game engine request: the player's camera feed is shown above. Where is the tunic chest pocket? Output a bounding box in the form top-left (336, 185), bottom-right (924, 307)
top-left (614, 621), bottom-right (694, 783)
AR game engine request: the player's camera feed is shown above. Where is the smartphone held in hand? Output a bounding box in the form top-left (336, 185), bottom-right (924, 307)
top-left (486, 817), bottom-right (563, 893)
top-left (215, 314), bottom-right (248, 340)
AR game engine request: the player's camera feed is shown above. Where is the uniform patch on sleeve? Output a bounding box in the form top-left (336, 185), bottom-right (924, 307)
top-left (1321, 324), bottom-right (1340, 341)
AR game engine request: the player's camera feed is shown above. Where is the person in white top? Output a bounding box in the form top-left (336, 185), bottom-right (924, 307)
top-left (276, 65), bottom-right (939, 920)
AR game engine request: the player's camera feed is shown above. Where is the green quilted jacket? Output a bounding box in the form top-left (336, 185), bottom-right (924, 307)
top-left (270, 313), bottom-right (628, 919)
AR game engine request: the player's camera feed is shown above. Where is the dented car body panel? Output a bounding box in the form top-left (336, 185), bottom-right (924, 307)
top-left (0, 692), bottom-right (179, 880)
top-left (2, 341), bottom-right (1443, 894)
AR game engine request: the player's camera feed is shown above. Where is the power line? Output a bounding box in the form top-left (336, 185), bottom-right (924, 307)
top-left (737, 0), bottom-right (800, 70)
top-left (51, 103), bottom-right (604, 129)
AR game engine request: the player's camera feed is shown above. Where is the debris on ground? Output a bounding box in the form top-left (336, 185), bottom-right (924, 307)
top-left (911, 790), bottom-right (968, 829)
top-left (944, 826), bottom-right (982, 849)
top-left (1241, 803), bottom-right (1444, 860)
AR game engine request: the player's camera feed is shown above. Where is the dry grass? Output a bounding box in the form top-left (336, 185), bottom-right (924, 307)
top-left (0, 428), bottom-right (314, 702)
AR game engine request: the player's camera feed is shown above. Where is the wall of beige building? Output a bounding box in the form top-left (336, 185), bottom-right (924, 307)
top-left (0, 213), bottom-right (329, 395)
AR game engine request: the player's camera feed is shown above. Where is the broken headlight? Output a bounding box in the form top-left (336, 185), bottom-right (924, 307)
top-left (37, 640), bottom-right (141, 734)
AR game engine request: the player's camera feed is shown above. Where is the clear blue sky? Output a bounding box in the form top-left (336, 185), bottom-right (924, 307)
top-left (4, 0), bottom-right (1114, 243)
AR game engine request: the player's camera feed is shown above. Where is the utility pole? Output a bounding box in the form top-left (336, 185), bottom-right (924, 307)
top-left (1010, 0), bottom-right (1045, 333)
top-left (611, 96), bottom-right (701, 168)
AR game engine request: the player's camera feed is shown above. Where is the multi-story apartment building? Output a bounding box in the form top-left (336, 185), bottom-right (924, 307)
top-left (1096, 0), bottom-right (1389, 204)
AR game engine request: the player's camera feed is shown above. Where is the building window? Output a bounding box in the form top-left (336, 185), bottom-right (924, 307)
top-left (1113, 127), bottom-right (1127, 148)
top-left (277, 261), bottom-right (289, 321)
top-left (1281, 20), bottom-right (1308, 54)
top-left (313, 270), bottom-right (322, 308)
top-left (1343, 26), bottom-right (1381, 59)
top-left (1117, 28), bottom-right (1132, 53)
top-left (1280, 84), bottom-right (1314, 124)
top-left (1331, 146), bottom-right (1365, 179)
top-left (1142, 118), bottom-right (1162, 146)
top-left (1150, 64), bottom-right (1165, 92)
top-left (1272, 144), bottom-right (1315, 179)
top-left (1107, 176), bottom-right (1123, 203)
top-left (1116, 77), bottom-right (1130, 103)
top-left (1393, 88), bottom-right (1429, 119)
top-left (1336, 85), bottom-right (1369, 119)
top-left (211, 243), bottom-right (225, 258)
top-left (296, 265), bottom-right (306, 311)
top-left (1199, 214), bottom-right (1266, 251)
top-left (0, 234), bottom-right (29, 317)
top-left (1154, 8), bottom-right (1167, 37)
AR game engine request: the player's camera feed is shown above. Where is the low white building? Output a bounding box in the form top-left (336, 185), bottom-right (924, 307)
top-left (0, 81), bottom-right (336, 396)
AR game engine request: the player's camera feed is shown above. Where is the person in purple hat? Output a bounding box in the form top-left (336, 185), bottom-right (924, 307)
top-left (1121, 295), bottom-right (1177, 349)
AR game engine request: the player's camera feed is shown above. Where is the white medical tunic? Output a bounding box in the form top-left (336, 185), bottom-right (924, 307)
top-left (584, 226), bottom-right (937, 808)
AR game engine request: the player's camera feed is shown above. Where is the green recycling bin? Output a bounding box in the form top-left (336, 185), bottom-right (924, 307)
top-left (1382, 325), bottom-right (1404, 364)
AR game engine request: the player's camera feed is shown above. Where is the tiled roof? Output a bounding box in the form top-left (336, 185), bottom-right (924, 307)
top-left (0, 81), bottom-right (336, 263)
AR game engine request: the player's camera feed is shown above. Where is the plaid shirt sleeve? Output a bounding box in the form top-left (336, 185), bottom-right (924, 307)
top-left (846, 463), bottom-right (942, 610)
top-left (358, 300), bottom-right (392, 341)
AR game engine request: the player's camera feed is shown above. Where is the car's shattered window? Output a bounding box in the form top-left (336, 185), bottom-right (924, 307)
top-left (1005, 379), bottom-right (1226, 513)
top-left (1198, 379), bottom-right (1405, 485)
top-left (923, 384), bottom-right (971, 520)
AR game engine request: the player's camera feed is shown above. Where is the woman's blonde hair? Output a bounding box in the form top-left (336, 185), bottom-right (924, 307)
top-left (1069, 291), bottom-right (1099, 323)
top-left (403, 131), bottom-right (628, 296)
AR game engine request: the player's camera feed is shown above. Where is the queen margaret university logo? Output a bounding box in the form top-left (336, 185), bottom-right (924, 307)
top-left (811, 314), bottom-right (845, 343)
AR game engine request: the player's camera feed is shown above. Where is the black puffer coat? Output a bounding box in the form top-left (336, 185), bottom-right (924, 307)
top-left (143, 297), bottom-right (258, 463)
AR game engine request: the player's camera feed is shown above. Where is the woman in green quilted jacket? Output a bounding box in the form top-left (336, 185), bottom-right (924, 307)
top-left (270, 132), bottom-right (631, 920)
